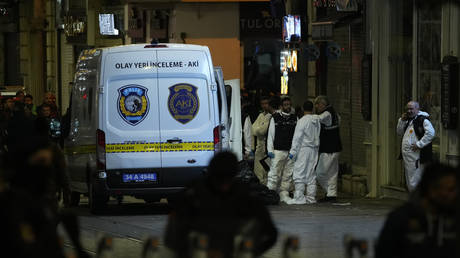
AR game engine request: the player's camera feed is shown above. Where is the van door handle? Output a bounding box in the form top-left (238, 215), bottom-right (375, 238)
top-left (166, 138), bottom-right (182, 143)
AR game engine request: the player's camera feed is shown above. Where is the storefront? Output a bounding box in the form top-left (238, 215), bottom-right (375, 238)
top-left (240, 2), bottom-right (283, 97)
top-left (367, 0), bottom-right (460, 198)
top-left (311, 1), bottom-right (370, 196)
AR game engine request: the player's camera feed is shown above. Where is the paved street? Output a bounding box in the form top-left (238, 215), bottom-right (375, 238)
top-left (62, 196), bottom-right (403, 258)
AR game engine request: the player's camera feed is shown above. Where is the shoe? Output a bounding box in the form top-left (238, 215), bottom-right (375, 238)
top-left (279, 191), bottom-right (292, 204)
top-left (317, 196), bottom-right (337, 203)
top-left (287, 190), bottom-right (307, 205)
top-left (305, 197), bottom-right (317, 204)
top-left (287, 196), bottom-right (307, 205)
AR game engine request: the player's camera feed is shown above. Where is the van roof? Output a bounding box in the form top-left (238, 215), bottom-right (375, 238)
top-left (103, 43), bottom-right (209, 53)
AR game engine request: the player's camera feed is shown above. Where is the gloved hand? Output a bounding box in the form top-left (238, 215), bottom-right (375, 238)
top-left (267, 152), bottom-right (275, 159)
top-left (288, 153), bottom-right (295, 160)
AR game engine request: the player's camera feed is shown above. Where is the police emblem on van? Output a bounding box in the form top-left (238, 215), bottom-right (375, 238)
top-left (117, 85), bottom-right (149, 126)
top-left (168, 84), bottom-right (199, 124)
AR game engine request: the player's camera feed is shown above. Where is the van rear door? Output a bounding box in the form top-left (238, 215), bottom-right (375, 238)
top-left (102, 50), bottom-right (161, 170)
top-left (156, 50), bottom-right (215, 172)
top-left (213, 67), bottom-right (230, 150)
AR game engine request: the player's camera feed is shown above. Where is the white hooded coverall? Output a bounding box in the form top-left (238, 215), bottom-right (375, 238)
top-left (251, 112), bottom-right (272, 185)
top-left (396, 111), bottom-right (435, 192)
top-left (266, 111), bottom-right (297, 202)
top-left (288, 112), bottom-right (331, 204)
top-left (243, 116), bottom-right (253, 156)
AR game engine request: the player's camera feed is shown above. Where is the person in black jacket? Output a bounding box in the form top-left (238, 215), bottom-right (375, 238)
top-left (164, 151), bottom-right (278, 258)
top-left (314, 95), bottom-right (342, 202)
top-left (375, 162), bottom-right (458, 258)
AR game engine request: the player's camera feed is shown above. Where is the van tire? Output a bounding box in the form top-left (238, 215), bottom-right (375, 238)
top-left (70, 191), bottom-right (81, 207)
top-left (89, 183), bottom-right (108, 214)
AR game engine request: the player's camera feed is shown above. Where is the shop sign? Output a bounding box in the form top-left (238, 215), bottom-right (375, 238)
top-left (99, 14), bottom-right (119, 35)
top-left (361, 55), bottom-right (372, 121)
top-left (280, 49), bottom-right (298, 72)
top-left (240, 2), bottom-right (282, 38)
top-left (306, 44), bottom-right (320, 61)
top-left (326, 42), bottom-right (341, 60)
top-left (314, 0), bottom-right (358, 11)
top-left (313, 0), bottom-right (336, 8)
top-left (336, 0), bottom-right (358, 12)
top-left (441, 55), bottom-right (459, 129)
top-left (64, 15), bottom-right (86, 37)
top-left (281, 70), bottom-right (289, 95)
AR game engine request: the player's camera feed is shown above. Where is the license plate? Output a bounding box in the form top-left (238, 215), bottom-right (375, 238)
top-left (122, 173), bottom-right (157, 183)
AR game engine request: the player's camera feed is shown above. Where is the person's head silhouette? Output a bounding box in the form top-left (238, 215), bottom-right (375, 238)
top-left (207, 151), bottom-right (238, 193)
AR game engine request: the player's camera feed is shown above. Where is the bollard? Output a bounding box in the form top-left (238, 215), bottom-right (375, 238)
top-left (142, 236), bottom-right (161, 258)
top-left (96, 235), bottom-right (114, 258)
top-left (283, 236), bottom-right (302, 258)
top-left (343, 234), bottom-right (368, 258)
top-left (188, 232), bottom-right (209, 258)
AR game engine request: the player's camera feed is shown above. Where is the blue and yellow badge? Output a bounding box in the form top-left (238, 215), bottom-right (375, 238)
top-left (118, 85), bottom-right (149, 126)
top-left (168, 83), bottom-right (199, 124)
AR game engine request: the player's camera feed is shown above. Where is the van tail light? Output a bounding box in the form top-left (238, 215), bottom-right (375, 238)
top-left (213, 125), bottom-right (222, 152)
top-left (96, 129), bottom-right (106, 171)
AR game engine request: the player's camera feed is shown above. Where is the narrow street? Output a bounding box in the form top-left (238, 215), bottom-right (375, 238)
top-left (63, 196), bottom-right (403, 258)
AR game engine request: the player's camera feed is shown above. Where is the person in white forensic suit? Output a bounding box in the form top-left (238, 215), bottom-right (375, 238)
top-left (243, 115), bottom-right (253, 158)
top-left (266, 97), bottom-right (298, 203)
top-left (314, 96), bottom-right (342, 202)
top-left (287, 100), bottom-right (331, 205)
top-left (396, 101), bottom-right (435, 192)
top-left (241, 99), bottom-right (258, 160)
top-left (251, 96), bottom-right (275, 185)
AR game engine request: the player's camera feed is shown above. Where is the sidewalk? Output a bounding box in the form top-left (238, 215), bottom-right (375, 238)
top-left (265, 196), bottom-right (404, 258)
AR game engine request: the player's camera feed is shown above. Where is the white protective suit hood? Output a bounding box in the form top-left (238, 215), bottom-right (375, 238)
top-left (416, 111), bottom-right (430, 118)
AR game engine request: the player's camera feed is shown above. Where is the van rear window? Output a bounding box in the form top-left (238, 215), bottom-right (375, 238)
top-left (216, 80), bottom-right (223, 120)
top-left (144, 44), bottom-right (168, 48)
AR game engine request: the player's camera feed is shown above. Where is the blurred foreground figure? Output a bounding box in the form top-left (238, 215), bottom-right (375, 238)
top-left (375, 162), bottom-right (458, 258)
top-left (0, 136), bottom-right (65, 257)
top-left (0, 133), bottom-right (86, 258)
top-left (164, 151), bottom-right (277, 258)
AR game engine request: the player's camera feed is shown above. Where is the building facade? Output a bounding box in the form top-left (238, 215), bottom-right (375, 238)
top-left (367, 0), bottom-right (460, 197)
top-left (304, 0), bottom-right (460, 197)
top-left (1, 0), bottom-right (458, 198)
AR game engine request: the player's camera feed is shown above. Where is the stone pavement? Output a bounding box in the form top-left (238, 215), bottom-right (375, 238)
top-left (62, 196), bottom-right (404, 258)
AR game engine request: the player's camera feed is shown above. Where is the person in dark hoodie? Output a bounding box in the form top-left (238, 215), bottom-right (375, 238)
top-left (375, 162), bottom-right (458, 258)
top-left (164, 151), bottom-right (278, 258)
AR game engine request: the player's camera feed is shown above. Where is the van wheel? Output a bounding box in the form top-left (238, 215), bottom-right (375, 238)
top-left (89, 183), bottom-right (108, 214)
top-left (70, 191), bottom-right (81, 207)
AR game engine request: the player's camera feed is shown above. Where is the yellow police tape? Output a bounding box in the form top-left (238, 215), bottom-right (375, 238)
top-left (64, 144), bottom-right (96, 155)
top-left (106, 142), bottom-right (214, 153)
top-left (65, 142), bottom-right (214, 154)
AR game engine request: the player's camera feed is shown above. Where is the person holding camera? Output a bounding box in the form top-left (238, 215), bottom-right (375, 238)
top-left (397, 101), bottom-right (435, 192)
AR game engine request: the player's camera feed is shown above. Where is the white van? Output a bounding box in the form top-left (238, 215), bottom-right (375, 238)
top-left (64, 44), bottom-right (241, 212)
